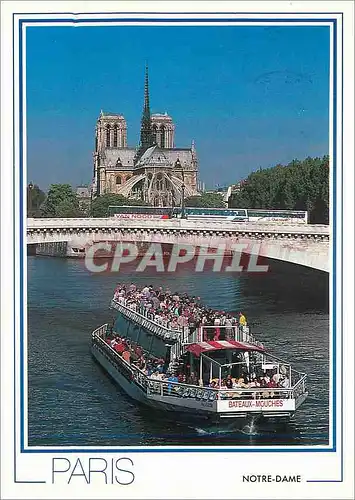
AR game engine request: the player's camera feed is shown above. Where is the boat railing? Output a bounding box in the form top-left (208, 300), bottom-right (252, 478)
top-left (110, 297), bottom-right (183, 341)
top-left (146, 378), bottom-right (303, 402)
top-left (147, 379), bottom-right (219, 401)
top-left (197, 325), bottom-right (263, 347)
top-left (91, 323), bottom-right (109, 339)
top-left (290, 374), bottom-right (307, 400)
top-left (92, 326), bottom-right (307, 403)
top-left (261, 351), bottom-right (306, 386)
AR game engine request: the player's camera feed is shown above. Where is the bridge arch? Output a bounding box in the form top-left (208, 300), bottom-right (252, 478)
top-left (27, 218), bottom-right (329, 272)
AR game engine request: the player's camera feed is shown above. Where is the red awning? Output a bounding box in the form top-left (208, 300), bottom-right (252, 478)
top-left (185, 340), bottom-right (265, 357)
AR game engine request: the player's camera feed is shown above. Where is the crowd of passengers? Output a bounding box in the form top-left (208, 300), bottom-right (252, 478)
top-left (105, 330), bottom-right (184, 382)
top-left (113, 283), bottom-right (247, 340)
top-left (212, 371), bottom-right (290, 390)
top-left (104, 329), bottom-right (290, 393)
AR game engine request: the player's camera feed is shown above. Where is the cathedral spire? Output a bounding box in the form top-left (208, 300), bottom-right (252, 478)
top-left (143, 64), bottom-right (150, 117)
top-left (139, 64), bottom-right (152, 149)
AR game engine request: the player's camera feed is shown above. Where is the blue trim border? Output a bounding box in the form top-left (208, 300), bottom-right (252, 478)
top-left (13, 12), bottom-right (343, 484)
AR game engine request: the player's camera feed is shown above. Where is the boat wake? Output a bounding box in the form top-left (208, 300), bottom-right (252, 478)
top-left (191, 424), bottom-right (256, 437)
top-left (241, 424), bottom-right (259, 436)
top-left (194, 427), bottom-right (210, 435)
top-left (189, 416), bottom-right (266, 437)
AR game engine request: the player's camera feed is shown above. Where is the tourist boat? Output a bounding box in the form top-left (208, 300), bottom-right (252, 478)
top-left (91, 292), bottom-right (308, 424)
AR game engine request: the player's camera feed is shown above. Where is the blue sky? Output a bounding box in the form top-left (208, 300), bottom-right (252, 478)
top-left (26, 25), bottom-right (330, 190)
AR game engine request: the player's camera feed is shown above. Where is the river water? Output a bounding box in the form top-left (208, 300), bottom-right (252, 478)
top-left (27, 255), bottom-right (329, 447)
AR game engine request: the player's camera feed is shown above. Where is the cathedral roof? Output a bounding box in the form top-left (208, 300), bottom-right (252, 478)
top-left (151, 112), bottom-right (173, 121)
top-left (104, 148), bottom-right (136, 168)
top-left (101, 145), bottom-right (196, 170)
top-left (161, 148), bottom-right (195, 165)
top-left (99, 111), bottom-right (126, 120)
top-left (135, 145), bottom-right (173, 168)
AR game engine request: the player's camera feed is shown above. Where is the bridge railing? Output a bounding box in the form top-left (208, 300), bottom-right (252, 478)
top-left (27, 217), bottom-right (330, 235)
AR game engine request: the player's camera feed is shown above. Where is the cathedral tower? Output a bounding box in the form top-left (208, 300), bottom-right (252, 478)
top-left (95, 111), bottom-right (127, 152)
top-left (151, 113), bottom-right (175, 148)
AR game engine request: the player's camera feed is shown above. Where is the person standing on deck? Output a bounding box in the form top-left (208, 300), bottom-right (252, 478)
top-left (238, 312), bottom-right (247, 327)
top-left (213, 315), bottom-right (221, 340)
top-left (225, 315), bottom-right (234, 339)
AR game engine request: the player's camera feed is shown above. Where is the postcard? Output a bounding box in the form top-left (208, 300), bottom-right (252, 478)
top-left (1, 1), bottom-right (354, 499)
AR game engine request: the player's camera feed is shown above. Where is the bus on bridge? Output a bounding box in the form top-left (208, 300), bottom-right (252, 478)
top-left (108, 205), bottom-right (308, 224)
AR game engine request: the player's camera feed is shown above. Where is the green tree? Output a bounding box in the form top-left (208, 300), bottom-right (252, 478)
top-left (184, 192), bottom-right (225, 208)
top-left (55, 199), bottom-right (82, 218)
top-left (41, 184), bottom-right (82, 218)
top-left (27, 183), bottom-right (46, 217)
top-left (229, 156), bottom-right (329, 224)
top-left (90, 193), bottom-right (148, 217)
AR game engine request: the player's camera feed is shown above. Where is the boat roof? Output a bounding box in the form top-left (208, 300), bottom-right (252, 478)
top-left (186, 340), bottom-right (265, 356)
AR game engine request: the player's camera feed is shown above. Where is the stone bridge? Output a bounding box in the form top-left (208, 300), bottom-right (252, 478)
top-left (27, 218), bottom-right (330, 272)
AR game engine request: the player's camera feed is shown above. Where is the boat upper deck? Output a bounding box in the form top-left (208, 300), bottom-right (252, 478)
top-left (111, 283), bottom-right (263, 348)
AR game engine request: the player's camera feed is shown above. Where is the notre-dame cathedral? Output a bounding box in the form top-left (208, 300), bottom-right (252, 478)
top-left (92, 66), bottom-right (199, 206)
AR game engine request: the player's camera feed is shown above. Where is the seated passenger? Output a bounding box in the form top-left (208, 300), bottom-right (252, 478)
top-left (122, 350), bottom-right (131, 364)
top-left (114, 340), bottom-right (126, 355)
top-left (249, 375), bottom-right (260, 388)
top-left (166, 373), bottom-right (178, 394)
top-left (154, 362), bottom-right (163, 374)
top-left (146, 364), bottom-right (154, 376)
top-left (280, 376), bottom-right (290, 388)
top-left (187, 372), bottom-right (198, 386)
top-left (235, 377), bottom-right (246, 388)
top-left (280, 364), bottom-right (287, 376)
top-left (109, 338), bottom-right (117, 348)
top-left (225, 374), bottom-right (233, 389)
top-left (135, 345), bottom-right (143, 358)
top-left (136, 356), bottom-right (146, 370)
top-left (267, 379), bottom-right (277, 388)
top-left (263, 374), bottom-right (270, 385)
